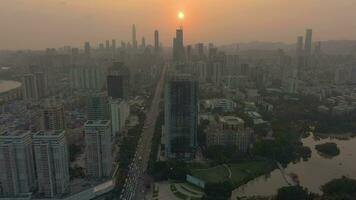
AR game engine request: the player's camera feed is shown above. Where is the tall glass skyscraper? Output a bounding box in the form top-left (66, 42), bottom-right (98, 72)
top-left (165, 74), bottom-right (198, 160)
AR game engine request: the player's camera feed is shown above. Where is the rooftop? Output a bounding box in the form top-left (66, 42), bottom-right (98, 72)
top-left (85, 120), bottom-right (110, 126)
top-left (34, 130), bottom-right (65, 137)
top-left (220, 116), bottom-right (244, 125)
top-left (0, 130), bottom-right (31, 137)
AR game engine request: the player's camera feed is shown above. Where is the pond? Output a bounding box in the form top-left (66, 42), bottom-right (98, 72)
top-left (233, 133), bottom-right (356, 197)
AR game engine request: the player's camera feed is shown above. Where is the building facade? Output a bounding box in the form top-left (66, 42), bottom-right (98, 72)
top-left (84, 120), bottom-right (112, 178)
top-left (0, 130), bottom-right (36, 196)
top-left (109, 99), bottom-right (130, 137)
top-left (33, 130), bottom-right (70, 197)
top-left (165, 75), bottom-right (198, 160)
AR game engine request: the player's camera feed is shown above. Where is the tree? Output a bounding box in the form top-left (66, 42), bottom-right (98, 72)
top-left (276, 186), bottom-right (308, 200)
top-left (203, 181), bottom-right (234, 200)
top-left (321, 177), bottom-right (356, 199)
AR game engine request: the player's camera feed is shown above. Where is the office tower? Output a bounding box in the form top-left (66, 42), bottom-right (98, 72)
top-left (132, 24), bottom-right (137, 49)
top-left (107, 62), bottom-right (130, 100)
top-left (196, 43), bottom-right (204, 60)
top-left (42, 102), bottom-right (65, 130)
top-left (173, 28), bottom-right (185, 62)
top-left (314, 41), bottom-right (322, 55)
top-left (165, 74), bottom-right (198, 160)
top-left (212, 62), bottom-right (223, 85)
top-left (34, 72), bottom-right (46, 98)
top-left (84, 120), bottom-right (112, 178)
top-left (154, 30), bottom-right (159, 52)
top-left (195, 61), bottom-right (207, 82)
top-left (70, 64), bottom-right (105, 92)
top-left (141, 37), bottom-right (146, 49)
top-left (71, 48), bottom-right (79, 64)
top-left (0, 130), bottom-right (36, 196)
top-left (226, 54), bottom-right (239, 75)
top-left (86, 92), bottom-right (108, 121)
top-left (241, 63), bottom-right (249, 76)
top-left (99, 43), bottom-right (104, 50)
top-left (105, 40), bottom-right (110, 50)
top-left (109, 99), bottom-right (130, 137)
top-left (111, 39), bottom-right (116, 50)
top-left (33, 130), bottom-right (69, 197)
top-left (84, 41), bottom-right (91, 60)
top-left (186, 45), bottom-right (192, 61)
top-left (304, 29), bottom-right (313, 67)
top-left (296, 36), bottom-right (304, 69)
top-left (23, 74), bottom-right (38, 101)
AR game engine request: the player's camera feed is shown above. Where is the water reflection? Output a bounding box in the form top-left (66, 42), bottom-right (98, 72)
top-left (234, 133), bottom-right (356, 197)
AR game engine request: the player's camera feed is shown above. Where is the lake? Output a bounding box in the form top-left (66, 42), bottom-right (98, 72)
top-left (233, 133), bottom-right (356, 197)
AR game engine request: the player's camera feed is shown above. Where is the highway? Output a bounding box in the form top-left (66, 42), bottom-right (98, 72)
top-left (119, 64), bottom-right (167, 200)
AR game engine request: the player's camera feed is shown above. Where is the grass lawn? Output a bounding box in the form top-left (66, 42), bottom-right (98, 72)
top-left (190, 160), bottom-right (274, 188)
top-left (191, 165), bottom-right (230, 183)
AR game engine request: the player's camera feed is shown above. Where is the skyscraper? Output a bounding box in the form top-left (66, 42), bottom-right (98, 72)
top-left (195, 43), bottom-right (205, 60)
top-left (34, 72), bottom-right (46, 98)
top-left (165, 74), bottom-right (198, 160)
top-left (141, 37), bottom-right (146, 49)
top-left (132, 24), bottom-right (137, 49)
top-left (107, 62), bottom-right (130, 100)
top-left (109, 99), bottom-right (130, 137)
top-left (33, 130), bottom-right (69, 197)
top-left (23, 73), bottom-right (38, 101)
top-left (154, 30), bottom-right (160, 52)
top-left (84, 120), bottom-right (112, 178)
top-left (105, 40), bottom-right (110, 50)
top-left (111, 39), bottom-right (116, 55)
top-left (304, 29), bottom-right (313, 67)
top-left (173, 28), bottom-right (185, 62)
top-left (0, 130), bottom-right (36, 196)
top-left (296, 36), bottom-right (304, 69)
top-left (84, 41), bottom-right (91, 60)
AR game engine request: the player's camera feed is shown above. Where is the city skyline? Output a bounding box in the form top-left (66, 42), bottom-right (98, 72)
top-left (1, 0), bottom-right (356, 49)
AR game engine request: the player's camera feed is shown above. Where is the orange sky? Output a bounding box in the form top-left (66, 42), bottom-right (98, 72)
top-left (1, 0), bottom-right (356, 49)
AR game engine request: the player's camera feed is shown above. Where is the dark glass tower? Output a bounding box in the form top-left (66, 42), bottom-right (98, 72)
top-left (165, 74), bottom-right (198, 160)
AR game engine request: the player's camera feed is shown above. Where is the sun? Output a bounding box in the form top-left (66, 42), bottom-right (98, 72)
top-left (178, 11), bottom-right (185, 20)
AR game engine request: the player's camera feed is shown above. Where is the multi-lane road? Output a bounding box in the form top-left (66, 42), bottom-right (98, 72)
top-left (120, 64), bottom-right (167, 200)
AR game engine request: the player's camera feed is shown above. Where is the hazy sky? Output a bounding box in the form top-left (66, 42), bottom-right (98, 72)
top-left (1, 0), bottom-right (356, 50)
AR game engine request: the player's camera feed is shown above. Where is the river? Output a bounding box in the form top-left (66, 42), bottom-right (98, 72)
top-left (233, 133), bottom-right (356, 197)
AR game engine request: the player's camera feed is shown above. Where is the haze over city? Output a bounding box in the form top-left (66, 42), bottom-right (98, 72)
top-left (1, 0), bottom-right (356, 49)
top-left (1, 1), bottom-right (356, 200)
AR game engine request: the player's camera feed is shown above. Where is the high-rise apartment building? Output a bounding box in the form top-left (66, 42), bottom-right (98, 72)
top-left (154, 30), bottom-right (160, 52)
top-left (70, 64), bottom-right (105, 92)
top-left (23, 74), bottom-right (38, 101)
top-left (86, 92), bottom-right (108, 121)
top-left (304, 29), bottom-right (313, 67)
top-left (132, 24), bottom-right (137, 49)
top-left (165, 74), bottom-right (198, 160)
top-left (0, 130), bottom-right (36, 196)
top-left (42, 102), bottom-right (65, 130)
top-left (84, 41), bottom-right (91, 60)
top-left (109, 99), bottom-right (130, 137)
top-left (33, 130), bottom-right (69, 197)
top-left (173, 28), bottom-right (185, 62)
top-left (84, 120), bottom-right (112, 178)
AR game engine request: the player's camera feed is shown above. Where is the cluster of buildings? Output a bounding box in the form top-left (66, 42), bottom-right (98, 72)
top-left (0, 130), bottom-right (69, 198)
top-left (206, 116), bottom-right (253, 152)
